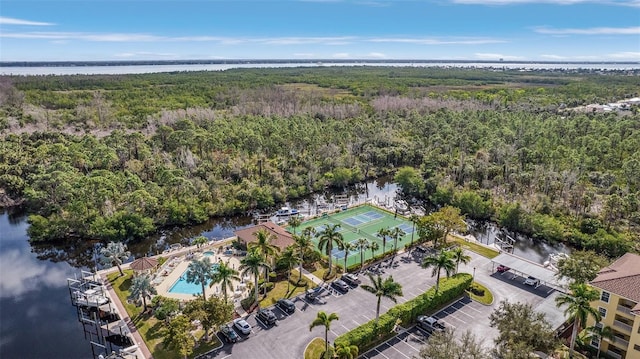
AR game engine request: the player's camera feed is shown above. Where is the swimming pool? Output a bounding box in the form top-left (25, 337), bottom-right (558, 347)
top-left (168, 263), bottom-right (220, 295)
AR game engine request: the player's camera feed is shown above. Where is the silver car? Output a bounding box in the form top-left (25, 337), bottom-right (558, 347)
top-left (233, 318), bottom-right (252, 335)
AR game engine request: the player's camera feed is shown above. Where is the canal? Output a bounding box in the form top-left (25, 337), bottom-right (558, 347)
top-left (0, 178), bottom-right (569, 358)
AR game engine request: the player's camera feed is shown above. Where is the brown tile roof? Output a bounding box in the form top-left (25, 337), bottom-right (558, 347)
top-left (234, 223), bottom-right (294, 251)
top-left (590, 253), bottom-right (640, 312)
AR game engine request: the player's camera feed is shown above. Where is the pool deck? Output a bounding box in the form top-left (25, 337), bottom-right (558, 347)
top-left (154, 252), bottom-right (249, 302)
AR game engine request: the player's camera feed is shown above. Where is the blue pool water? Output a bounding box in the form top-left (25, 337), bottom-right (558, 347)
top-left (169, 264), bottom-right (219, 295)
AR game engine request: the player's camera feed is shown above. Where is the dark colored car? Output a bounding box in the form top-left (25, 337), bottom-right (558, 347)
top-left (331, 279), bottom-right (350, 293)
top-left (496, 265), bottom-right (510, 273)
top-left (341, 273), bottom-right (359, 286)
top-left (257, 308), bottom-right (277, 326)
top-left (416, 315), bottom-right (446, 333)
top-left (276, 298), bottom-right (296, 314)
top-left (306, 288), bottom-right (319, 301)
top-left (220, 324), bottom-right (239, 343)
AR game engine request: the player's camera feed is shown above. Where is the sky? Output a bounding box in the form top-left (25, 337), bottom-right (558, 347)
top-left (0, 0), bottom-right (639, 62)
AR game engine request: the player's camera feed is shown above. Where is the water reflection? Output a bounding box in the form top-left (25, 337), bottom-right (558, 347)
top-left (0, 209), bottom-right (92, 359)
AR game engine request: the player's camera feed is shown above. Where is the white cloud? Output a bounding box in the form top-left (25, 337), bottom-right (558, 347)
top-left (114, 52), bottom-right (178, 58)
top-left (475, 53), bottom-right (525, 60)
top-left (0, 16), bottom-right (54, 26)
top-left (263, 36), bottom-right (354, 45)
top-left (451, 0), bottom-right (640, 6)
top-left (0, 249), bottom-right (69, 299)
top-left (332, 52), bottom-right (351, 58)
top-left (540, 54), bottom-right (569, 60)
top-left (368, 37), bottom-right (506, 45)
top-left (367, 52), bottom-right (387, 58)
top-left (606, 51), bottom-right (640, 59)
top-left (534, 26), bottom-right (640, 35)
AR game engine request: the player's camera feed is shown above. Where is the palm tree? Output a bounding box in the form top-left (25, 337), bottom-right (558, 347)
top-left (377, 227), bottom-right (390, 254)
top-left (354, 238), bottom-right (370, 270)
top-left (388, 227), bottom-right (406, 266)
top-left (450, 246), bottom-right (471, 274)
top-left (212, 261), bottom-right (240, 303)
top-left (369, 241), bottom-right (379, 261)
top-left (128, 274), bottom-right (157, 312)
top-left (342, 242), bottom-right (357, 273)
top-left (292, 232), bottom-right (315, 282)
top-left (248, 229), bottom-right (280, 294)
top-left (100, 241), bottom-right (130, 276)
top-left (583, 324), bottom-right (614, 358)
top-left (316, 224), bottom-right (345, 276)
top-left (409, 214), bottom-right (421, 247)
top-left (240, 249), bottom-right (270, 309)
top-left (390, 227), bottom-right (406, 254)
top-left (309, 311), bottom-right (340, 359)
top-left (278, 247), bottom-right (298, 294)
top-left (185, 257), bottom-right (216, 298)
top-left (288, 216), bottom-right (302, 235)
top-left (555, 283), bottom-right (601, 357)
top-left (421, 250), bottom-right (456, 293)
top-left (361, 274), bottom-right (403, 324)
top-left (192, 236), bottom-right (208, 251)
top-left (334, 342), bottom-right (359, 359)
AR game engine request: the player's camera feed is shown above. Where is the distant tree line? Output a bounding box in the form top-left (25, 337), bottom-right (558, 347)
top-left (0, 67), bottom-right (636, 255)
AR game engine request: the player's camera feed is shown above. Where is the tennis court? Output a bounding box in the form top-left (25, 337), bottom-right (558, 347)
top-left (290, 205), bottom-right (416, 270)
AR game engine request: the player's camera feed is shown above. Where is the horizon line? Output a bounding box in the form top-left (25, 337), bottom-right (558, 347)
top-left (2, 59), bottom-right (640, 67)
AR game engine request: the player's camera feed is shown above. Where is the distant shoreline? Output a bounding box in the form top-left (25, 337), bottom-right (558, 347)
top-left (2, 59), bottom-right (639, 67)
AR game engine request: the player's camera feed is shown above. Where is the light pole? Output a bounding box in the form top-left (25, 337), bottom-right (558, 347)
top-left (473, 267), bottom-right (476, 281)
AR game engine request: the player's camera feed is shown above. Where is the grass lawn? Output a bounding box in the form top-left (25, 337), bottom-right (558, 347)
top-left (106, 270), bottom-right (221, 359)
top-left (450, 236), bottom-right (500, 259)
top-left (466, 281), bottom-right (493, 305)
top-left (259, 269), bottom-right (314, 307)
top-left (310, 262), bottom-right (338, 281)
top-left (304, 338), bottom-right (332, 359)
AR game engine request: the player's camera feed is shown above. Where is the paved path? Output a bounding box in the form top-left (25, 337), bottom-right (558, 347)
top-left (103, 276), bottom-right (153, 359)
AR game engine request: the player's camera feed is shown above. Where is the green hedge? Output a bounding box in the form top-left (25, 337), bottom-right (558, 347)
top-left (335, 273), bottom-right (472, 352)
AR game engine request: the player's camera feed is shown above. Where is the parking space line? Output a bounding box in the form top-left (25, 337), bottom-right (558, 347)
top-left (388, 343), bottom-right (411, 359)
top-left (374, 348), bottom-right (390, 359)
top-left (352, 319), bottom-right (362, 326)
top-left (401, 337), bottom-right (421, 352)
top-left (361, 314), bottom-right (373, 321)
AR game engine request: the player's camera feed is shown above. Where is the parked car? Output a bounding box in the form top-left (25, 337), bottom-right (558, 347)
top-left (233, 318), bottom-right (252, 335)
top-left (331, 279), bottom-right (350, 293)
top-left (416, 316), bottom-right (446, 333)
top-left (524, 276), bottom-right (540, 286)
top-left (305, 288), bottom-right (319, 301)
top-left (276, 298), bottom-right (296, 314)
top-left (220, 324), bottom-right (239, 343)
top-left (496, 265), bottom-right (510, 273)
top-left (256, 308), bottom-right (277, 326)
top-left (341, 273), bottom-right (359, 286)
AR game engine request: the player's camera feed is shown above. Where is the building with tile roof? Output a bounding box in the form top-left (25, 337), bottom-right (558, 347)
top-left (587, 253), bottom-right (640, 359)
top-left (234, 222), bottom-right (294, 252)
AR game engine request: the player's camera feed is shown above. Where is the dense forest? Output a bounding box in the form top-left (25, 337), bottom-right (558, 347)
top-left (0, 67), bottom-right (638, 257)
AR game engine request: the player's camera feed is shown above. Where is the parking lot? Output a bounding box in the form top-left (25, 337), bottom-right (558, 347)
top-left (361, 296), bottom-right (495, 359)
top-left (201, 248), bottom-right (562, 359)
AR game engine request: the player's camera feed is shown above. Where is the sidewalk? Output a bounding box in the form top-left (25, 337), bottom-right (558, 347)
top-left (300, 267), bottom-right (324, 286)
top-left (103, 277), bottom-right (153, 359)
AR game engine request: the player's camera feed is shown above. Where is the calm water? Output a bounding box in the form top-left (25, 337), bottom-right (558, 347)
top-left (0, 178), bottom-right (568, 358)
top-left (0, 209), bottom-right (92, 359)
top-left (2, 61), bottom-right (638, 76)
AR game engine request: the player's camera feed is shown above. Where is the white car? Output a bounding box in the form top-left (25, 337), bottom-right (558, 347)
top-left (524, 276), bottom-right (540, 286)
top-left (233, 318), bottom-right (252, 335)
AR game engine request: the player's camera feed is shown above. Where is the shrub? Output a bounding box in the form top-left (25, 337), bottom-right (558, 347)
top-left (335, 273), bottom-right (472, 352)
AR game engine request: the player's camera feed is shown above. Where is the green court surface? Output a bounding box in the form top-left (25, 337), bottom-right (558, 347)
top-left (288, 204), bottom-right (417, 270)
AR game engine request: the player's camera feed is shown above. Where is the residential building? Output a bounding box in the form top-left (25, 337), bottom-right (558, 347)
top-left (588, 253), bottom-right (640, 359)
top-left (234, 222), bottom-right (294, 252)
